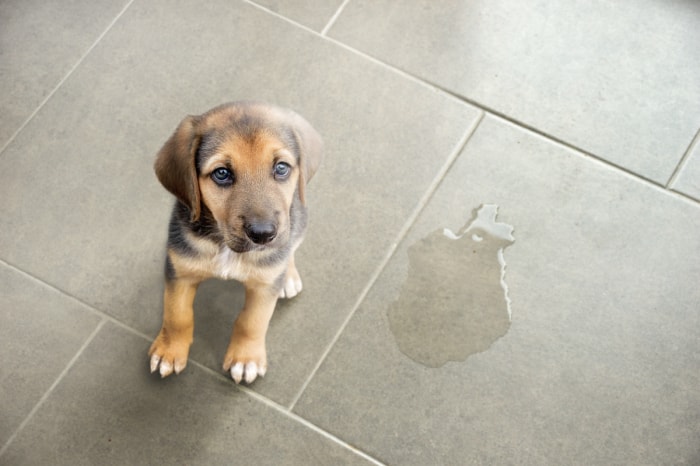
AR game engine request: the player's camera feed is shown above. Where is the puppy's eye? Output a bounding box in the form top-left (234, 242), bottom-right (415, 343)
top-left (211, 167), bottom-right (233, 186)
top-left (273, 162), bottom-right (291, 180)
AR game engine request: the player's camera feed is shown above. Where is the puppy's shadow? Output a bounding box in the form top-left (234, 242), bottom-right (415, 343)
top-left (190, 279), bottom-right (246, 370)
top-left (188, 278), bottom-right (298, 375)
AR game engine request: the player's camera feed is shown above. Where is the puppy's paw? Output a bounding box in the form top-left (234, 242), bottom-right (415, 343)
top-left (222, 339), bottom-right (267, 384)
top-left (279, 266), bottom-right (303, 299)
top-left (148, 331), bottom-right (191, 378)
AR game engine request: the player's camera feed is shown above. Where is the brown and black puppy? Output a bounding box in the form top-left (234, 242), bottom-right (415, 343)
top-left (149, 101), bottom-right (322, 384)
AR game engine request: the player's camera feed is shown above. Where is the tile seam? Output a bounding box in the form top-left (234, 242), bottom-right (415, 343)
top-left (668, 187), bottom-right (700, 204)
top-left (240, 0), bottom-right (470, 109)
top-left (237, 384), bottom-right (386, 466)
top-left (0, 0), bottom-right (136, 158)
top-left (0, 261), bottom-right (384, 464)
top-left (287, 112), bottom-right (485, 411)
top-left (240, 0), bottom-right (700, 207)
top-left (666, 126), bottom-right (700, 189)
top-left (0, 319), bottom-right (107, 458)
top-left (485, 114), bottom-right (700, 209)
top-left (101, 316), bottom-right (385, 465)
top-left (360, 68), bottom-right (700, 207)
top-left (0, 258), bottom-right (153, 338)
top-left (163, 358), bottom-right (386, 465)
top-left (242, 0), bottom-right (317, 34)
top-left (321, 0), bottom-right (352, 36)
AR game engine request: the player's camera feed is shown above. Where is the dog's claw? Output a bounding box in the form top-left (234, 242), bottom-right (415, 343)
top-left (150, 354), bottom-right (187, 378)
top-left (159, 360), bottom-right (173, 378)
top-left (228, 361), bottom-right (265, 384)
top-left (174, 360), bottom-right (187, 375)
top-left (231, 363), bottom-right (244, 384)
top-left (244, 362), bottom-right (258, 384)
top-left (150, 355), bottom-right (161, 373)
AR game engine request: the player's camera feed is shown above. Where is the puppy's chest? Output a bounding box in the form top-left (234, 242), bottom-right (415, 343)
top-left (214, 247), bottom-right (255, 281)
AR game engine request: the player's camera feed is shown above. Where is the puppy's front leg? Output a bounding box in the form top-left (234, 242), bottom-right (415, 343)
top-left (223, 281), bottom-right (278, 384)
top-left (149, 278), bottom-right (200, 377)
top-left (279, 252), bottom-right (303, 299)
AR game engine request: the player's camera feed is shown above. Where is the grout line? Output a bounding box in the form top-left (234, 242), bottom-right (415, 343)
top-left (666, 126), bottom-right (700, 189)
top-left (321, 0), bottom-right (352, 36)
top-left (241, 0), bottom-right (467, 109)
top-left (320, 31), bottom-right (468, 108)
top-left (242, 0), bottom-right (318, 35)
top-left (0, 259), bottom-right (384, 464)
top-left (102, 317), bottom-right (386, 465)
top-left (0, 258), bottom-right (153, 341)
top-left (111, 318), bottom-right (386, 465)
top-left (0, 320), bottom-right (107, 458)
top-left (287, 112), bottom-right (485, 411)
top-left (162, 356), bottom-right (387, 465)
top-left (333, 56), bottom-right (700, 207)
top-left (412, 73), bottom-right (677, 187)
top-left (314, 29), bottom-right (700, 207)
top-left (238, 385), bottom-right (386, 465)
top-left (243, 0), bottom-right (700, 207)
top-left (484, 113), bottom-right (700, 208)
top-left (0, 0), bottom-right (136, 158)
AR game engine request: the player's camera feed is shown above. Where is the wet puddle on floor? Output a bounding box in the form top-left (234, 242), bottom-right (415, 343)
top-left (388, 205), bottom-right (515, 367)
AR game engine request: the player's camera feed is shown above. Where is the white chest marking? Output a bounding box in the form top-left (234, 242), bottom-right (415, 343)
top-left (214, 247), bottom-right (253, 281)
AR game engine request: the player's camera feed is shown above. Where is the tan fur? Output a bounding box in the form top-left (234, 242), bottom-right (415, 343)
top-left (149, 102), bottom-right (322, 384)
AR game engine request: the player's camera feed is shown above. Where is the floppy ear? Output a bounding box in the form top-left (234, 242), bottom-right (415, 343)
top-left (154, 115), bottom-right (202, 221)
top-left (289, 113), bottom-right (323, 205)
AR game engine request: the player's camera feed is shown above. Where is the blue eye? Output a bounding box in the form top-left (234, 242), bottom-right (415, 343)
top-left (212, 167), bottom-right (233, 185)
top-left (274, 162), bottom-right (291, 180)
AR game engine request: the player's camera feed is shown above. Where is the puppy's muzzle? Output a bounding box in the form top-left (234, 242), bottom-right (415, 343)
top-left (244, 221), bottom-right (277, 245)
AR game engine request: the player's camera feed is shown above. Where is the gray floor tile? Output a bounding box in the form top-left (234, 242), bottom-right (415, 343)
top-left (0, 0), bottom-right (480, 405)
top-left (329, 0), bottom-right (700, 184)
top-left (671, 136), bottom-right (700, 201)
top-left (0, 322), bottom-right (374, 465)
top-left (251, 0), bottom-right (345, 31)
top-left (6, 0), bottom-right (696, 462)
top-left (294, 117), bottom-right (700, 465)
top-left (0, 0), bottom-right (130, 150)
top-left (0, 263), bottom-right (102, 446)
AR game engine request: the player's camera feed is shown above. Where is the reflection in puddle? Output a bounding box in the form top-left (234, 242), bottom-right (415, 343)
top-left (388, 205), bottom-right (515, 367)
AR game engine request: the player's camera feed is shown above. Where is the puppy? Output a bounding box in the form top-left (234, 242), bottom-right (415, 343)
top-left (149, 101), bottom-right (322, 384)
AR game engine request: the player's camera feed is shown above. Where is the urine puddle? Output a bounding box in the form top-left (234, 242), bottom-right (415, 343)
top-left (388, 204), bottom-right (515, 367)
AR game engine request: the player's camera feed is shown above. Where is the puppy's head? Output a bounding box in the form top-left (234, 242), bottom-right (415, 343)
top-left (154, 102), bottom-right (323, 253)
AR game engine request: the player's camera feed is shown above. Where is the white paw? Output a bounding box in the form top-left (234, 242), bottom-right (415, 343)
top-left (279, 276), bottom-right (303, 299)
top-left (150, 355), bottom-right (187, 378)
top-left (149, 344), bottom-right (188, 378)
top-left (229, 361), bottom-right (267, 384)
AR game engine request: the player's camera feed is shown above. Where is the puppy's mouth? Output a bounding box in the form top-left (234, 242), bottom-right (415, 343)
top-left (227, 237), bottom-right (258, 254)
top-left (226, 232), bottom-right (285, 254)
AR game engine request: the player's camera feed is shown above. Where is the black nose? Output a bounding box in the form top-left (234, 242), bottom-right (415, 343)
top-left (244, 221), bottom-right (277, 245)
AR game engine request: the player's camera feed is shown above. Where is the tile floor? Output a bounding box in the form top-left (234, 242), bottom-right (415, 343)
top-left (1, 1), bottom-right (698, 464)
